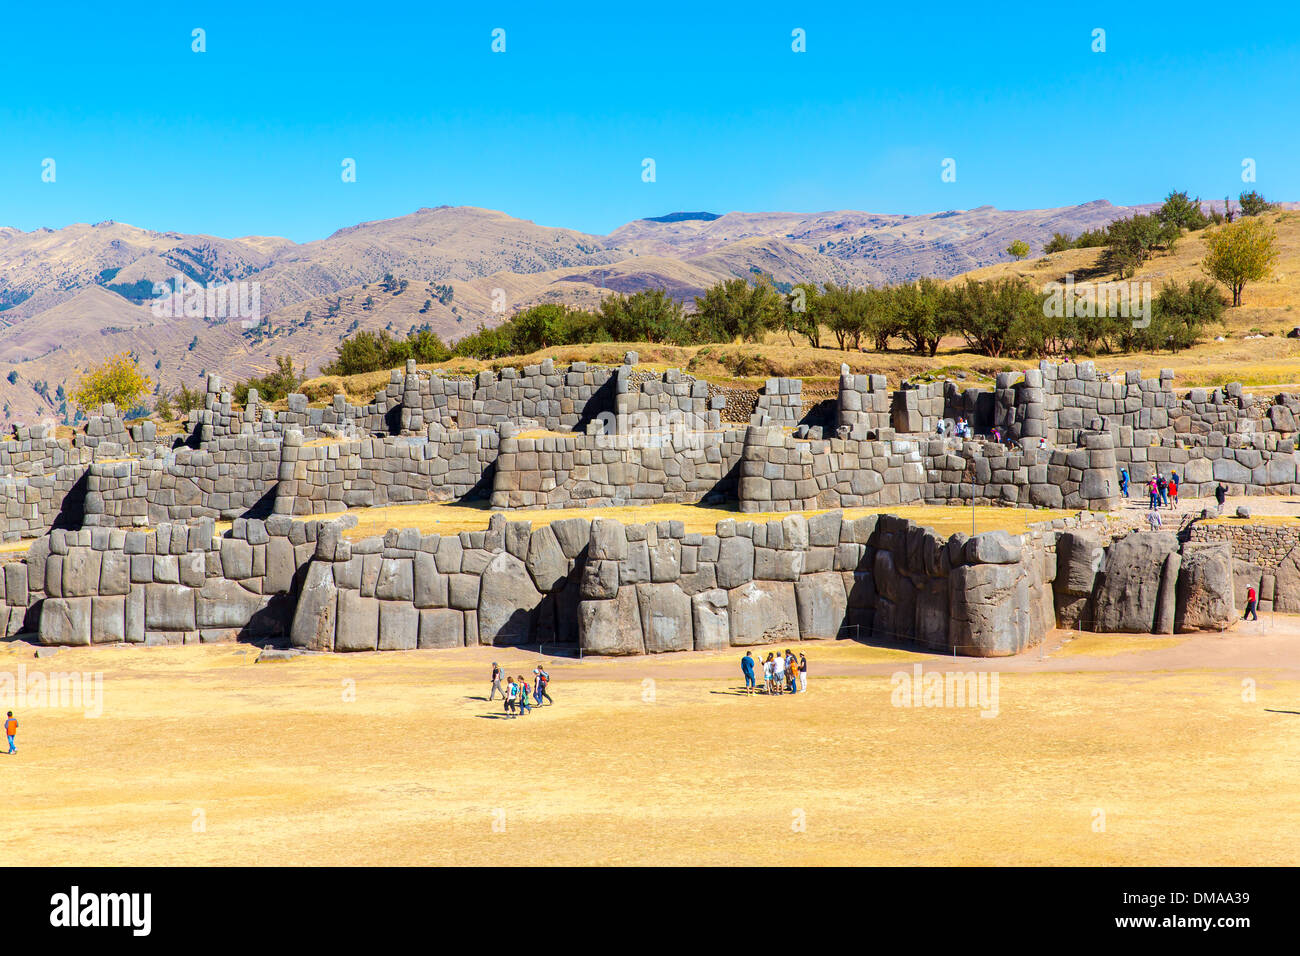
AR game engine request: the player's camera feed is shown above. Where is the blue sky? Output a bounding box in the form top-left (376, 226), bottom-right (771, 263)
top-left (2, 1), bottom-right (1298, 241)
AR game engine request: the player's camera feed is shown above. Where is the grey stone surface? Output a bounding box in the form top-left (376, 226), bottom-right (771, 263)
top-left (636, 582), bottom-right (693, 653)
top-left (1175, 544), bottom-right (1235, 632)
top-left (794, 572), bottom-right (847, 639)
top-left (289, 563), bottom-right (337, 651)
top-left (477, 552), bottom-right (540, 645)
top-left (691, 589), bottom-right (730, 650)
top-left (727, 580), bottom-right (799, 645)
top-left (1091, 533), bottom-right (1179, 633)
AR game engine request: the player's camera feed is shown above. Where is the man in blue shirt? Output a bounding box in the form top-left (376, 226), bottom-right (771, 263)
top-left (741, 652), bottom-right (756, 696)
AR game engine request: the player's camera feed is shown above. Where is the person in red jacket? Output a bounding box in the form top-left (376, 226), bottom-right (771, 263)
top-left (1243, 586), bottom-right (1259, 622)
top-left (4, 712), bottom-right (15, 754)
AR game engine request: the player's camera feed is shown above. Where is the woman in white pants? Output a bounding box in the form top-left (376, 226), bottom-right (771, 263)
top-left (798, 653), bottom-right (808, 693)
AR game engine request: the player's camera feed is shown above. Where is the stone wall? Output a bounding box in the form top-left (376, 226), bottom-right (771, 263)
top-left (736, 427), bottom-right (1120, 514)
top-left (751, 378), bottom-right (803, 426)
top-left (84, 435), bottom-right (282, 527)
top-left (576, 512), bottom-right (1056, 657)
top-left (274, 428), bottom-right (499, 515)
top-left (490, 428), bottom-right (745, 509)
top-left (0, 515), bottom-right (321, 643)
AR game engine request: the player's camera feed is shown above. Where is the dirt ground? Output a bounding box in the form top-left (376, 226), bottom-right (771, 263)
top-left (0, 619), bottom-right (1296, 867)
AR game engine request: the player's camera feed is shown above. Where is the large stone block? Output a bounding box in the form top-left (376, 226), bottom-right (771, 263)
top-left (378, 601), bottom-right (419, 651)
top-left (1091, 533), bottom-right (1179, 633)
top-left (727, 580), bottom-right (799, 646)
top-left (794, 572), bottom-right (847, 639)
top-left (948, 561), bottom-right (1034, 656)
top-left (418, 608), bottom-right (464, 649)
top-left (38, 596), bottom-right (91, 646)
top-left (716, 536), bottom-right (755, 589)
top-left (335, 590), bottom-right (380, 651)
top-left (197, 578), bottom-right (268, 629)
top-left (578, 588), bottom-right (644, 655)
top-left (525, 525), bottom-right (568, 592)
top-left (635, 582), bottom-right (693, 653)
top-left (289, 563), bottom-right (337, 651)
top-left (413, 552), bottom-right (448, 608)
top-left (477, 552), bottom-right (541, 645)
top-left (91, 594), bottom-right (126, 644)
top-left (691, 589), bottom-right (730, 650)
top-left (1175, 544), bottom-right (1235, 632)
top-left (144, 584), bottom-right (197, 631)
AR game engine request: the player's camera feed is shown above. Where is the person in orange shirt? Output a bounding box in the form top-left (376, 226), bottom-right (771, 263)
top-left (4, 712), bottom-right (15, 754)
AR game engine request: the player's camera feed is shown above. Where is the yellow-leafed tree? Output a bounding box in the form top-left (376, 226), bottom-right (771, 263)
top-left (1201, 217), bottom-right (1279, 307)
top-left (72, 352), bottom-right (153, 414)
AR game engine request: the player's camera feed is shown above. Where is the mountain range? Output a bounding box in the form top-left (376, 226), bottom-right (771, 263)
top-left (0, 199), bottom-right (1167, 423)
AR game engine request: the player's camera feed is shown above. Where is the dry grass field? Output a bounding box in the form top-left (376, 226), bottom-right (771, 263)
top-left (0, 626), bottom-right (1296, 867)
top-left (295, 500), bottom-right (1075, 539)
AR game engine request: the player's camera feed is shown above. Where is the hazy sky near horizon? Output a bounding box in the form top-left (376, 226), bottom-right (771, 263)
top-left (3, 1), bottom-right (1298, 242)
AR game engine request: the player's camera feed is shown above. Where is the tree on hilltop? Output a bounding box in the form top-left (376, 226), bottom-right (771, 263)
top-left (1201, 217), bottom-right (1278, 306)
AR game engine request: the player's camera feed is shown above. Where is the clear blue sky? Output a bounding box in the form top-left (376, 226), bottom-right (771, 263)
top-left (2, 1), bottom-right (1298, 242)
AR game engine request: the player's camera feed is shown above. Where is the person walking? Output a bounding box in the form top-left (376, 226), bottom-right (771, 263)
top-left (1146, 506), bottom-right (1162, 531)
top-left (4, 712), bottom-right (14, 755)
top-left (1119, 467), bottom-right (1129, 499)
top-left (504, 678), bottom-right (518, 717)
top-left (741, 651), bottom-right (756, 696)
top-left (534, 666), bottom-right (553, 706)
top-left (798, 653), bottom-right (808, 694)
top-left (489, 662), bottom-right (505, 701)
top-left (1243, 585), bottom-right (1259, 622)
top-left (1149, 477), bottom-right (1160, 511)
top-left (517, 677), bottom-right (533, 716)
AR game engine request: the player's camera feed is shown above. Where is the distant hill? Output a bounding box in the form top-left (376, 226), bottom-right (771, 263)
top-left (0, 198), bottom-right (1249, 423)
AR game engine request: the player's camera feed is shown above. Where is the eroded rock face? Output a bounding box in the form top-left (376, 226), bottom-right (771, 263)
top-left (1090, 533), bottom-right (1179, 633)
top-left (1175, 544), bottom-right (1235, 632)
